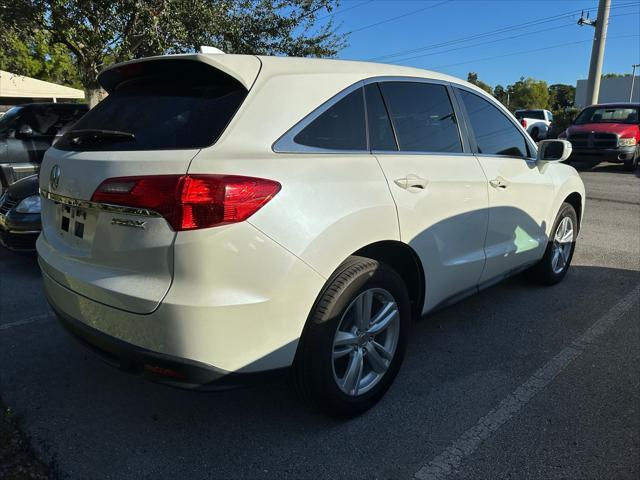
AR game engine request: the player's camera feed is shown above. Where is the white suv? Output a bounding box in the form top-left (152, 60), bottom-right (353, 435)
top-left (37, 54), bottom-right (584, 416)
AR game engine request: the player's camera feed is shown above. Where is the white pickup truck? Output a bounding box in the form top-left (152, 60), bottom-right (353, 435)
top-left (514, 109), bottom-right (553, 141)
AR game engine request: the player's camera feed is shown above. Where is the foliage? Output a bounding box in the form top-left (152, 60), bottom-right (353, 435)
top-left (1, 1), bottom-right (345, 103)
top-left (506, 77), bottom-right (549, 111)
top-left (493, 84), bottom-right (507, 105)
top-left (467, 72), bottom-right (493, 95)
top-left (548, 107), bottom-right (580, 138)
top-left (0, 31), bottom-right (81, 89)
top-left (602, 72), bottom-right (631, 78)
top-left (548, 83), bottom-right (575, 111)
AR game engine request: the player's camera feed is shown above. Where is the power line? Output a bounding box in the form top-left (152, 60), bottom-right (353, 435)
top-left (427, 34), bottom-right (640, 71)
top-left (388, 22), bottom-right (576, 64)
top-left (346, 0), bottom-right (452, 35)
top-left (366, 1), bottom-right (640, 62)
top-left (316, 0), bottom-right (375, 22)
top-left (384, 9), bottom-right (638, 65)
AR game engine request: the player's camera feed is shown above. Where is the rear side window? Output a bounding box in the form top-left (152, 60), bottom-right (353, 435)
top-left (364, 83), bottom-right (397, 151)
top-left (293, 88), bottom-right (367, 151)
top-left (515, 110), bottom-right (545, 120)
top-left (459, 90), bottom-right (528, 157)
top-left (56, 61), bottom-right (247, 151)
top-left (379, 82), bottom-right (462, 153)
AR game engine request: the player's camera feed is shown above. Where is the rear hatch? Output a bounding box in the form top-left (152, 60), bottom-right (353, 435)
top-left (38, 55), bottom-right (260, 313)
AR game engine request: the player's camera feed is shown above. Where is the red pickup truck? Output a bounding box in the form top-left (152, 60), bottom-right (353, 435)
top-left (559, 103), bottom-right (639, 171)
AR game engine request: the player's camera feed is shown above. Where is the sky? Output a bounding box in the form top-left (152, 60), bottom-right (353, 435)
top-left (318, 0), bottom-right (640, 87)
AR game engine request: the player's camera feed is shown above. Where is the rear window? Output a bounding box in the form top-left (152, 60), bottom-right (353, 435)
top-left (56, 61), bottom-right (247, 151)
top-left (515, 110), bottom-right (545, 120)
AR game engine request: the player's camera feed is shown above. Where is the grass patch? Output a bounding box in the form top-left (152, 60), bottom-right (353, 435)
top-left (0, 399), bottom-right (49, 479)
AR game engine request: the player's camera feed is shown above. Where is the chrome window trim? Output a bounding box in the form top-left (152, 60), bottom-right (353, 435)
top-left (40, 189), bottom-right (162, 218)
top-left (273, 75), bottom-right (470, 155)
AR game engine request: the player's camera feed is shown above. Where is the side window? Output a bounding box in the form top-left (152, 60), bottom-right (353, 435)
top-left (32, 107), bottom-right (61, 135)
top-left (364, 83), bottom-right (397, 151)
top-left (293, 88), bottom-right (366, 151)
top-left (458, 89), bottom-right (528, 157)
top-left (379, 81), bottom-right (462, 153)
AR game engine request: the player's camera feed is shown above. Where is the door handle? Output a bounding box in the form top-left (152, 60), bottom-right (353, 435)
top-left (394, 174), bottom-right (429, 190)
top-left (489, 176), bottom-right (509, 189)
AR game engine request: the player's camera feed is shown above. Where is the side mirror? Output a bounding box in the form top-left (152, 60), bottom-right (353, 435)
top-left (16, 124), bottom-right (34, 139)
top-left (537, 139), bottom-right (572, 163)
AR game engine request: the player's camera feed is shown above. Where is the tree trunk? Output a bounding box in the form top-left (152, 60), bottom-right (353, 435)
top-left (85, 87), bottom-right (108, 108)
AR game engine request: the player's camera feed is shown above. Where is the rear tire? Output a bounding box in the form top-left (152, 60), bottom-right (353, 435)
top-left (526, 203), bottom-right (578, 285)
top-left (293, 256), bottom-right (410, 417)
top-left (531, 127), bottom-right (540, 142)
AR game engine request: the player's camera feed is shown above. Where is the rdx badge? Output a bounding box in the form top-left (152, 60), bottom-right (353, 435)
top-left (111, 218), bottom-right (147, 229)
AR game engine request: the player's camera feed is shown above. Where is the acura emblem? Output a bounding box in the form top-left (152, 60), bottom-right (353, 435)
top-left (50, 165), bottom-right (61, 190)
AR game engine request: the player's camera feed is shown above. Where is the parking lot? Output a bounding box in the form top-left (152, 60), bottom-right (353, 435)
top-left (0, 164), bottom-right (638, 479)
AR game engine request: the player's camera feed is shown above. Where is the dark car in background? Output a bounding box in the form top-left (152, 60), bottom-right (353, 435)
top-left (559, 103), bottom-right (640, 171)
top-left (0, 103), bottom-right (88, 195)
top-left (0, 174), bottom-right (40, 250)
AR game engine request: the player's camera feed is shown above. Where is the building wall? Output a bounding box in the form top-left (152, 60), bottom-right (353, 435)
top-left (575, 76), bottom-right (640, 107)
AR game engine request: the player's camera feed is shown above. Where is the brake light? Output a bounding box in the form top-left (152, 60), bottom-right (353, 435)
top-left (520, 118), bottom-right (527, 128)
top-left (91, 174), bottom-right (281, 231)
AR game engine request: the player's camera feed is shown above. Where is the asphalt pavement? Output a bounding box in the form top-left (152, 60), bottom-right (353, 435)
top-left (0, 162), bottom-right (638, 480)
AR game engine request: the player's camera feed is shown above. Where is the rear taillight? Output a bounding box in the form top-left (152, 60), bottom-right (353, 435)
top-left (520, 118), bottom-right (527, 128)
top-left (91, 174), bottom-right (281, 231)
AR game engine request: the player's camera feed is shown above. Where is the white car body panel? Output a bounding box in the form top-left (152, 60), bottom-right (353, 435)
top-left (37, 53), bottom-right (585, 378)
top-left (374, 152), bottom-right (489, 312)
top-left (476, 155), bottom-right (555, 282)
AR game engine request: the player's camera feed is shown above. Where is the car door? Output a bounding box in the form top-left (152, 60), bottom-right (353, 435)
top-left (455, 87), bottom-right (555, 284)
top-left (369, 80), bottom-right (489, 312)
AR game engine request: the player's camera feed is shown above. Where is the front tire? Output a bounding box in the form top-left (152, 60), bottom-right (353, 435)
top-left (623, 146), bottom-right (639, 171)
top-left (526, 203), bottom-right (578, 285)
top-left (293, 256), bottom-right (410, 417)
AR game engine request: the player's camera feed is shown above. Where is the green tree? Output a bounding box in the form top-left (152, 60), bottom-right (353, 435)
top-left (3, 1), bottom-right (345, 105)
top-left (0, 30), bottom-right (81, 89)
top-left (548, 83), bottom-right (575, 111)
top-left (467, 72), bottom-right (493, 95)
top-left (602, 72), bottom-right (631, 78)
top-left (493, 84), bottom-right (508, 106)
top-left (507, 77), bottom-right (549, 111)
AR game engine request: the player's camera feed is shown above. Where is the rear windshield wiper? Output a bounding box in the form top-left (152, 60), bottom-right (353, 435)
top-left (66, 129), bottom-right (135, 145)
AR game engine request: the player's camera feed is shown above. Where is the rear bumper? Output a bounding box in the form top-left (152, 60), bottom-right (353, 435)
top-left (569, 146), bottom-right (636, 163)
top-left (38, 219), bottom-right (325, 378)
top-left (50, 298), bottom-right (286, 390)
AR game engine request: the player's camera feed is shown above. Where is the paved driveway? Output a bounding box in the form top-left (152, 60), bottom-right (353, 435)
top-left (1, 163), bottom-right (638, 479)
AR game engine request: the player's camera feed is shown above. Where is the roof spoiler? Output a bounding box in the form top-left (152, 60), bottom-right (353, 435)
top-left (97, 54), bottom-right (261, 92)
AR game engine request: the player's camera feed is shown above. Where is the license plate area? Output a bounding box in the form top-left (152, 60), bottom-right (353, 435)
top-left (54, 203), bottom-right (97, 248)
top-left (60, 205), bottom-right (87, 239)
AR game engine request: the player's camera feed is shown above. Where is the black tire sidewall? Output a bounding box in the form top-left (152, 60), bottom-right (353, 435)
top-left (298, 258), bottom-right (410, 416)
top-left (538, 203), bottom-right (578, 283)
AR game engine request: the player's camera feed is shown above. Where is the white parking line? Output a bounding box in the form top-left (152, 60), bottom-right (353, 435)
top-left (0, 312), bottom-right (53, 331)
top-left (414, 285), bottom-right (640, 480)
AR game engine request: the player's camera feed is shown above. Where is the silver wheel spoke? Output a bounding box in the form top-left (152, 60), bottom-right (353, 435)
top-left (334, 331), bottom-right (358, 348)
top-left (560, 228), bottom-right (573, 243)
top-left (365, 342), bottom-right (389, 373)
top-left (372, 340), bottom-right (393, 361)
top-left (367, 303), bottom-right (398, 336)
top-left (551, 248), bottom-right (561, 272)
top-left (341, 349), bottom-right (364, 395)
top-left (355, 290), bottom-right (373, 331)
top-left (332, 287), bottom-right (400, 397)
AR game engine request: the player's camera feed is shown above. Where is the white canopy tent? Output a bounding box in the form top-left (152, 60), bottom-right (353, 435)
top-left (0, 70), bottom-right (84, 101)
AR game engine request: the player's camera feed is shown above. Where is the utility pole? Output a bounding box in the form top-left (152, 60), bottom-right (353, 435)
top-left (630, 64), bottom-right (639, 102)
top-left (583, 0), bottom-right (611, 106)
